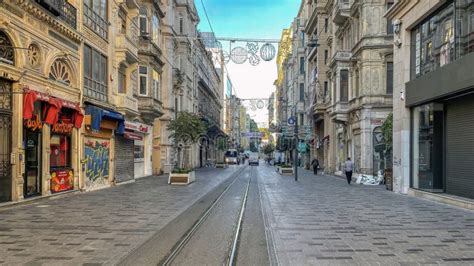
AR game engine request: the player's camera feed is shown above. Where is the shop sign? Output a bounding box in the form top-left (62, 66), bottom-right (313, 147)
top-left (50, 169), bottom-right (74, 193)
top-left (371, 119), bottom-right (384, 126)
top-left (124, 132), bottom-right (143, 140)
top-left (24, 115), bottom-right (43, 131)
top-left (125, 121), bottom-right (150, 134)
top-left (52, 122), bottom-right (74, 135)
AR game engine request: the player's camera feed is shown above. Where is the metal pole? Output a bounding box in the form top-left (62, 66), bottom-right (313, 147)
top-left (294, 114), bottom-right (298, 182)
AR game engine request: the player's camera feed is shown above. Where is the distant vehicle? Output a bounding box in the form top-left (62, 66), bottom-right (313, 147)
top-left (249, 152), bottom-right (259, 166)
top-left (225, 149), bottom-right (239, 165)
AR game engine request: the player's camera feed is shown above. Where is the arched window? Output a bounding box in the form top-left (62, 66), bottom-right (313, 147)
top-left (0, 31), bottom-right (14, 65)
top-left (49, 59), bottom-right (71, 85)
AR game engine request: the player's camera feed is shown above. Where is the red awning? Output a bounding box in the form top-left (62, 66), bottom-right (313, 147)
top-left (23, 89), bottom-right (83, 128)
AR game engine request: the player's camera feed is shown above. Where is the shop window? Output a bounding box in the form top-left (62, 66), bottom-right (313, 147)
top-left (134, 140), bottom-right (145, 162)
top-left (411, 104), bottom-right (444, 191)
top-left (50, 135), bottom-right (71, 168)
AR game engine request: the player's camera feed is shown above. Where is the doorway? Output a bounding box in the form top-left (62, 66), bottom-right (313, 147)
top-left (0, 80), bottom-right (12, 203)
top-left (24, 130), bottom-right (41, 198)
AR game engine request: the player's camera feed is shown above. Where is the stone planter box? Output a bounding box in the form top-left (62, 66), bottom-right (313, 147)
top-left (168, 171), bottom-right (195, 185)
top-left (279, 167), bottom-right (294, 176)
top-left (215, 163), bottom-right (228, 168)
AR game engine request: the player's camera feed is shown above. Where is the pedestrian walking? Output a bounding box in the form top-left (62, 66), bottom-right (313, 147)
top-left (344, 157), bottom-right (354, 185)
top-left (311, 158), bottom-right (320, 175)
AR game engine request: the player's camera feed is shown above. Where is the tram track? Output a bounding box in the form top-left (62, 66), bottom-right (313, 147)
top-left (160, 166), bottom-right (254, 266)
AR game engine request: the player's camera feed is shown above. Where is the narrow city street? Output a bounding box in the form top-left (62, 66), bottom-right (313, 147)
top-left (1, 163), bottom-right (474, 265)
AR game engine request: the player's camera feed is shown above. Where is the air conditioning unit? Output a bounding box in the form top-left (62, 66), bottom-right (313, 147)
top-left (36, 0), bottom-right (63, 16)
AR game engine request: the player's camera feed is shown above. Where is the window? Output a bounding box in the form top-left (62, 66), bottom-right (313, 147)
top-left (119, 13), bottom-right (126, 34)
top-left (411, 2), bottom-right (456, 78)
top-left (387, 1), bottom-right (394, 34)
top-left (179, 17), bottom-right (184, 34)
top-left (299, 114), bottom-right (304, 126)
top-left (139, 7), bottom-right (148, 35)
top-left (355, 69), bottom-right (359, 97)
top-left (299, 57), bottom-right (305, 74)
top-left (49, 59), bottom-right (71, 85)
top-left (455, 0), bottom-right (474, 57)
top-left (152, 13), bottom-right (160, 45)
top-left (50, 134), bottom-right (71, 168)
top-left (0, 31), bottom-right (14, 65)
top-left (324, 18), bottom-right (328, 33)
top-left (84, 0), bottom-right (108, 39)
top-left (300, 31), bottom-right (305, 47)
top-left (152, 69), bottom-right (160, 99)
top-left (139, 66), bottom-right (148, 96)
top-left (324, 81), bottom-right (328, 99)
top-left (299, 83), bottom-right (305, 102)
top-left (84, 45), bottom-right (107, 101)
top-left (386, 62), bottom-right (393, 94)
top-left (324, 50), bottom-right (328, 64)
top-left (340, 70), bottom-right (349, 102)
top-left (118, 64), bottom-right (126, 94)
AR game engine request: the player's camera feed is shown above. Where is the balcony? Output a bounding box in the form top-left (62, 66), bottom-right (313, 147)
top-left (333, 0), bottom-right (350, 25)
top-left (138, 96), bottom-right (164, 124)
top-left (330, 101), bottom-right (349, 123)
top-left (33, 0), bottom-right (77, 29)
top-left (329, 50), bottom-right (352, 67)
top-left (116, 94), bottom-right (139, 116)
top-left (116, 28), bottom-right (139, 63)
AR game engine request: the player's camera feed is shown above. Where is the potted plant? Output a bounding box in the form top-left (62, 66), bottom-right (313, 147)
top-left (167, 112), bottom-right (207, 185)
top-left (278, 164), bottom-right (294, 175)
top-left (215, 136), bottom-right (228, 168)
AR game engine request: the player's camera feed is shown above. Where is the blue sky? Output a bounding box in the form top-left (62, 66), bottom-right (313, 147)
top-left (195, 0), bottom-right (300, 126)
top-left (196, 0), bottom-right (300, 39)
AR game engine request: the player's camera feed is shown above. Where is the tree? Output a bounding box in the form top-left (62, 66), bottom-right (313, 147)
top-left (381, 113), bottom-right (393, 170)
top-left (167, 112), bottom-right (207, 170)
top-left (263, 143), bottom-right (275, 156)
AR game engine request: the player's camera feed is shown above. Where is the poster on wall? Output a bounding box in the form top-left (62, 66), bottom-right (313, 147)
top-left (84, 138), bottom-right (110, 189)
top-left (50, 169), bottom-right (73, 193)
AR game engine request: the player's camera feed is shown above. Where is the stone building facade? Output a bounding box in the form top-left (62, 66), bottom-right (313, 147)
top-left (324, 0), bottom-right (393, 176)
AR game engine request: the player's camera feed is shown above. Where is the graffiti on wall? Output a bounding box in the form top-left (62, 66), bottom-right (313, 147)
top-left (84, 138), bottom-right (110, 188)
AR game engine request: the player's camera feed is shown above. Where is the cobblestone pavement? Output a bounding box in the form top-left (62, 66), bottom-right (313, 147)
top-left (258, 165), bottom-right (474, 265)
top-left (0, 166), bottom-right (241, 265)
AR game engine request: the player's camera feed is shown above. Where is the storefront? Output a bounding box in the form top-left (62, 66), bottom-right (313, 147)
top-left (22, 89), bottom-right (83, 197)
top-left (122, 121), bottom-right (152, 179)
top-left (83, 104), bottom-right (124, 190)
top-left (406, 0), bottom-right (474, 200)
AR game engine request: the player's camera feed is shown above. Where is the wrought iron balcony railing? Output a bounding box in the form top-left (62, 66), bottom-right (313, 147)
top-left (35, 0), bottom-right (77, 29)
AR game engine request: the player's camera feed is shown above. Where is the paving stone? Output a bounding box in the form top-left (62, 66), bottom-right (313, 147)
top-left (257, 165), bottom-right (474, 265)
top-left (0, 167), bottom-right (242, 265)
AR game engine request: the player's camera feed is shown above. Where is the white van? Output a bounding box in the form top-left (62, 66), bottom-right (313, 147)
top-left (249, 152), bottom-right (259, 166)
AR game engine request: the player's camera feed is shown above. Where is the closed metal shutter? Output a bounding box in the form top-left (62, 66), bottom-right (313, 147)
top-left (445, 94), bottom-right (474, 199)
top-left (114, 136), bottom-right (134, 183)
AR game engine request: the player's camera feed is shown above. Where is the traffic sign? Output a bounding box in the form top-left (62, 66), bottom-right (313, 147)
top-left (287, 116), bottom-right (296, 125)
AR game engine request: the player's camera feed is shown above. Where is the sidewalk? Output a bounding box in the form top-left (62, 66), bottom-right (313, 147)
top-left (0, 166), bottom-right (241, 265)
top-left (258, 165), bottom-right (474, 265)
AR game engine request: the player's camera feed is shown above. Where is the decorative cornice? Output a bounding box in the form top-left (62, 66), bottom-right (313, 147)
top-left (14, 0), bottom-right (83, 43)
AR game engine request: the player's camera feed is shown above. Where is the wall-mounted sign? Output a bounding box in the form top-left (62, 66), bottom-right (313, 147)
top-left (125, 121), bottom-right (150, 134)
top-left (124, 132), bottom-right (143, 141)
top-left (52, 122), bottom-right (74, 135)
top-left (24, 115), bottom-right (43, 131)
top-left (51, 169), bottom-right (73, 193)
